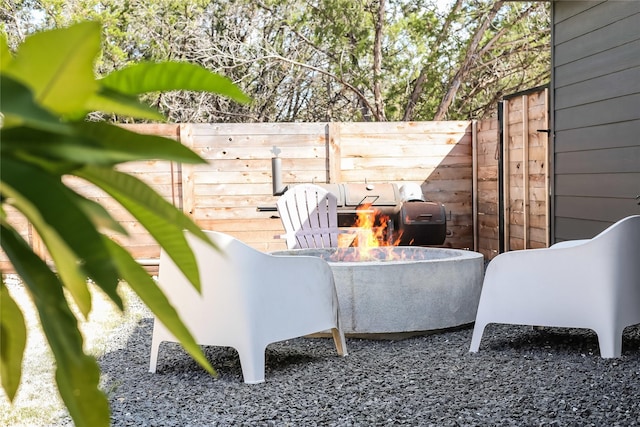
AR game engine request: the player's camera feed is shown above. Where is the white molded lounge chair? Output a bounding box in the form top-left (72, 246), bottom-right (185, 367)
top-left (276, 184), bottom-right (342, 249)
top-left (470, 215), bottom-right (640, 358)
top-left (149, 230), bottom-right (347, 383)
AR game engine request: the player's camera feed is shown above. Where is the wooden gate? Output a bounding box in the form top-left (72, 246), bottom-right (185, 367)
top-left (500, 87), bottom-right (550, 252)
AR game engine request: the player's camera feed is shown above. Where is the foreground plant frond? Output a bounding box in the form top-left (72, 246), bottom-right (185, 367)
top-left (0, 21), bottom-right (250, 427)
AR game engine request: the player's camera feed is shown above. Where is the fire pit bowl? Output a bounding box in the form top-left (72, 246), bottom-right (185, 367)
top-left (271, 246), bottom-right (484, 337)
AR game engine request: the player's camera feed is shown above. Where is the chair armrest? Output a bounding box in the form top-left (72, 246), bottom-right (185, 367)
top-left (550, 239), bottom-right (590, 249)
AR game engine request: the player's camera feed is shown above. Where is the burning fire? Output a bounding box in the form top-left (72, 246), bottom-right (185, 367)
top-left (333, 203), bottom-right (406, 262)
top-left (353, 203), bottom-right (394, 247)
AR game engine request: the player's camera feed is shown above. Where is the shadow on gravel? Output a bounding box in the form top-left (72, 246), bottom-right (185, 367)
top-left (99, 316), bottom-right (335, 384)
top-left (479, 324), bottom-right (640, 356)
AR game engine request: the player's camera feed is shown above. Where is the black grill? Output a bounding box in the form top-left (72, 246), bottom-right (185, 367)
top-left (317, 183), bottom-right (447, 246)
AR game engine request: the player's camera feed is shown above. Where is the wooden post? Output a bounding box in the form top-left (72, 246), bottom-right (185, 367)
top-left (28, 222), bottom-right (46, 260)
top-left (179, 124), bottom-right (196, 216)
top-left (472, 120), bottom-right (479, 252)
top-left (544, 88), bottom-right (550, 247)
top-left (327, 122), bottom-right (342, 183)
top-left (502, 101), bottom-right (511, 251)
top-left (170, 155), bottom-right (183, 211)
top-left (522, 95), bottom-right (529, 249)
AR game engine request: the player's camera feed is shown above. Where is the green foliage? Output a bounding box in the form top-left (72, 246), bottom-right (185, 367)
top-left (0, 281), bottom-right (26, 401)
top-left (1, 0), bottom-right (549, 122)
top-left (0, 21), bottom-right (250, 427)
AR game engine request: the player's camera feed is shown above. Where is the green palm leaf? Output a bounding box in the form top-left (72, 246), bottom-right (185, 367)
top-left (100, 61), bottom-right (251, 104)
top-left (0, 34), bottom-right (11, 69)
top-left (2, 122), bottom-right (206, 166)
top-left (104, 238), bottom-right (215, 375)
top-left (84, 86), bottom-right (165, 121)
top-left (0, 275), bottom-right (26, 402)
top-left (1, 20), bottom-right (249, 427)
top-left (4, 21), bottom-right (101, 117)
top-left (74, 121), bottom-right (208, 164)
top-left (0, 75), bottom-right (74, 134)
top-left (1, 158), bottom-right (123, 312)
top-left (1, 224), bottom-right (109, 427)
top-left (75, 197), bottom-right (128, 235)
top-left (2, 179), bottom-right (92, 317)
top-left (76, 166), bottom-right (214, 291)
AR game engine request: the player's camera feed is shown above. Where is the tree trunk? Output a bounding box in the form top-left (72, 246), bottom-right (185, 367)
top-left (403, 0), bottom-right (463, 121)
top-left (433, 0), bottom-right (505, 120)
top-left (372, 0), bottom-right (386, 121)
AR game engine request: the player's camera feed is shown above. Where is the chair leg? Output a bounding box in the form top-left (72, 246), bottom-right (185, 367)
top-left (469, 321), bottom-right (488, 353)
top-left (149, 336), bottom-right (161, 373)
top-left (331, 328), bottom-right (348, 356)
top-left (596, 328), bottom-right (623, 358)
top-left (237, 344), bottom-right (267, 384)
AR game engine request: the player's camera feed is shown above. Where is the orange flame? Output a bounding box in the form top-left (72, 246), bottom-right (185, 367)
top-left (333, 204), bottom-right (405, 261)
top-left (354, 204), bottom-right (390, 248)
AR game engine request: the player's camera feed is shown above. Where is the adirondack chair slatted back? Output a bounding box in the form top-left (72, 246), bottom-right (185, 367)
top-left (277, 184), bottom-right (340, 249)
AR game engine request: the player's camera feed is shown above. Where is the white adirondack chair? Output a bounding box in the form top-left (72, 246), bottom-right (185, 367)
top-left (470, 215), bottom-right (640, 358)
top-left (276, 184), bottom-right (342, 249)
top-left (149, 230), bottom-right (347, 383)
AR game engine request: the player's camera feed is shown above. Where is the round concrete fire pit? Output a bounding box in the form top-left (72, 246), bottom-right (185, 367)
top-left (271, 247), bottom-right (484, 337)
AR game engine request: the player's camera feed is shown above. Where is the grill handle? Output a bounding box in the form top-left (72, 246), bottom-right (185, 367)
top-left (358, 195), bottom-right (380, 205)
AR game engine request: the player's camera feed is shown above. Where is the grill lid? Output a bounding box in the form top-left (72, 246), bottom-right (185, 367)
top-left (343, 183), bottom-right (399, 206)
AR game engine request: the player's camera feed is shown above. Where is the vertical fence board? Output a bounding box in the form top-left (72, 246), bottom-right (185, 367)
top-left (327, 122), bottom-right (342, 183)
top-left (476, 116), bottom-right (500, 259)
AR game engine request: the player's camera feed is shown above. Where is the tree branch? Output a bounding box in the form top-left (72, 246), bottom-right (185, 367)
top-left (372, 0), bottom-right (386, 121)
top-left (433, 0), bottom-right (505, 120)
top-left (255, 53), bottom-right (378, 116)
top-left (402, 0), bottom-right (463, 121)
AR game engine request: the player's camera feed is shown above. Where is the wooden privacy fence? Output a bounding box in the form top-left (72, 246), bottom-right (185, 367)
top-left (476, 88), bottom-right (550, 258)
top-left (129, 120), bottom-right (475, 253)
top-left (1, 88), bottom-right (549, 272)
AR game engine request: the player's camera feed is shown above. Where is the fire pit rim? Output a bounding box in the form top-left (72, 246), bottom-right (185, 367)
top-left (271, 246), bottom-right (483, 266)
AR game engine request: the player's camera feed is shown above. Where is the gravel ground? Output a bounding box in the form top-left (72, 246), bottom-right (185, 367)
top-left (8, 280), bottom-right (640, 426)
top-left (99, 295), bottom-right (640, 426)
